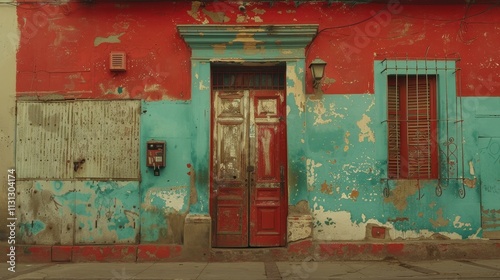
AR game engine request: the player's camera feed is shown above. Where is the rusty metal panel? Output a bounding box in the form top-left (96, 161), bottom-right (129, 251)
top-left (74, 181), bottom-right (140, 244)
top-left (16, 180), bottom-right (75, 245)
top-left (16, 102), bottom-right (73, 179)
top-left (72, 100), bottom-right (140, 179)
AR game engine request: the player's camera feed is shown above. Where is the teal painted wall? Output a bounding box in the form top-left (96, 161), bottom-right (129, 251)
top-left (300, 61), bottom-right (500, 240)
top-left (15, 27), bottom-right (500, 246)
top-left (16, 91), bottom-right (500, 244)
top-left (17, 180), bottom-right (140, 245)
top-left (140, 100), bottom-right (193, 243)
top-left (189, 60), bottom-right (211, 215)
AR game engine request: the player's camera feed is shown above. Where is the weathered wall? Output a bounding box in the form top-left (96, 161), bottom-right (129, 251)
top-left (17, 181), bottom-right (140, 245)
top-left (304, 94), bottom-right (484, 240)
top-left (15, 2), bottom-right (500, 100)
top-left (0, 4), bottom-right (18, 241)
top-left (140, 100), bottom-right (194, 244)
top-left (13, 1), bottom-right (500, 244)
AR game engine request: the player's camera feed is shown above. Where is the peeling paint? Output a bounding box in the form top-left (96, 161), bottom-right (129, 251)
top-left (312, 100), bottom-right (332, 125)
top-left (313, 205), bottom-right (465, 241)
top-left (286, 65), bottom-right (305, 114)
top-left (202, 8), bottom-right (229, 23)
top-left (199, 80), bottom-right (209, 90)
top-left (384, 180), bottom-right (419, 211)
top-left (306, 159), bottom-right (322, 191)
top-left (366, 97), bottom-right (375, 112)
top-left (212, 43), bottom-right (227, 54)
top-left (430, 208), bottom-right (450, 228)
top-left (343, 131), bottom-right (350, 152)
top-left (356, 113), bottom-right (375, 143)
top-left (350, 189), bottom-right (359, 201)
top-left (329, 102), bottom-right (345, 119)
top-left (288, 215), bottom-right (312, 242)
top-left (253, 16), bottom-right (263, 23)
top-left (144, 84), bottom-right (167, 94)
top-left (236, 14), bottom-right (248, 23)
top-left (252, 8), bottom-right (266, 15)
top-left (94, 33), bottom-right (125, 47)
top-left (322, 77), bottom-right (336, 85)
top-left (143, 186), bottom-right (188, 213)
top-left (232, 32), bottom-right (263, 54)
top-left (463, 178), bottom-right (477, 188)
top-left (320, 180), bottom-right (333, 195)
top-left (187, 1), bottom-right (202, 20)
top-left (453, 216), bottom-right (472, 229)
top-left (469, 161), bottom-right (475, 176)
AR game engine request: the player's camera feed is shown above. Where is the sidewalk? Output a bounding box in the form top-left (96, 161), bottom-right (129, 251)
top-left (1, 259), bottom-right (500, 280)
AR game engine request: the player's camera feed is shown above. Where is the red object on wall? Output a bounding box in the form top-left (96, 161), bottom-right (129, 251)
top-left (109, 51), bottom-right (126, 71)
top-left (371, 227), bottom-right (386, 239)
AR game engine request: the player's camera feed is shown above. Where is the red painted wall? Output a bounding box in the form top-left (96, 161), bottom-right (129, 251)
top-left (16, 1), bottom-right (500, 100)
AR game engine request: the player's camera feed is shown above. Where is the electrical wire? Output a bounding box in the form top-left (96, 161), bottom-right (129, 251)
top-left (306, 1), bottom-right (498, 54)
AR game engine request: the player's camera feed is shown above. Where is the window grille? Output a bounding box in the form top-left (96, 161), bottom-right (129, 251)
top-left (379, 58), bottom-right (467, 198)
top-left (211, 65), bottom-right (285, 90)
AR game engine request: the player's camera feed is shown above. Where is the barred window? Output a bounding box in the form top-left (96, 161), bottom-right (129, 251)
top-left (387, 75), bottom-right (438, 179)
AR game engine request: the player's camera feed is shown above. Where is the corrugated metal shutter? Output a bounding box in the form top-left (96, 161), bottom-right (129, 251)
top-left (16, 100), bottom-right (140, 180)
top-left (387, 76), bottom-right (437, 179)
top-left (16, 102), bottom-right (74, 179)
top-left (72, 101), bottom-right (140, 179)
top-left (406, 79), bottom-right (434, 178)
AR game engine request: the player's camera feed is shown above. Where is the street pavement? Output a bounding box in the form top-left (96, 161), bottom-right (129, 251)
top-left (1, 259), bottom-right (500, 280)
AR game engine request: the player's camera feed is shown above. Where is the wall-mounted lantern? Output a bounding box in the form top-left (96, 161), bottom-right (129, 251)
top-left (309, 58), bottom-right (327, 89)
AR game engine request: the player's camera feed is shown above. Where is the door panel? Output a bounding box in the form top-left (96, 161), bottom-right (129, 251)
top-left (479, 138), bottom-right (500, 239)
top-left (212, 89), bottom-right (286, 247)
top-left (212, 91), bottom-right (249, 247)
top-left (250, 90), bottom-right (286, 247)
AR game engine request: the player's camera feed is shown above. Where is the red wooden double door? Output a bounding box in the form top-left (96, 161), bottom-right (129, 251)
top-left (211, 90), bottom-right (287, 247)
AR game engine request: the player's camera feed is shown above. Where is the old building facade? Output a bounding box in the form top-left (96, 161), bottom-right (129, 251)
top-left (2, 0), bottom-right (500, 261)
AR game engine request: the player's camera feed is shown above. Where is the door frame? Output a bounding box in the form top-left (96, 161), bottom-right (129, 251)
top-left (178, 24), bottom-right (318, 248)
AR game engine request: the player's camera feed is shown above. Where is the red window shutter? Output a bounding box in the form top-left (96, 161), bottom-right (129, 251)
top-left (387, 83), bottom-right (400, 178)
top-left (387, 76), bottom-right (438, 179)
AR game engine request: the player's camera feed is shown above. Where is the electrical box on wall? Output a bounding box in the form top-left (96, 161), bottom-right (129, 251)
top-left (146, 140), bottom-right (166, 176)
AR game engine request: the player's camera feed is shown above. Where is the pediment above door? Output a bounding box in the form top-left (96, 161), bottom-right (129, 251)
top-left (178, 24), bottom-right (318, 59)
